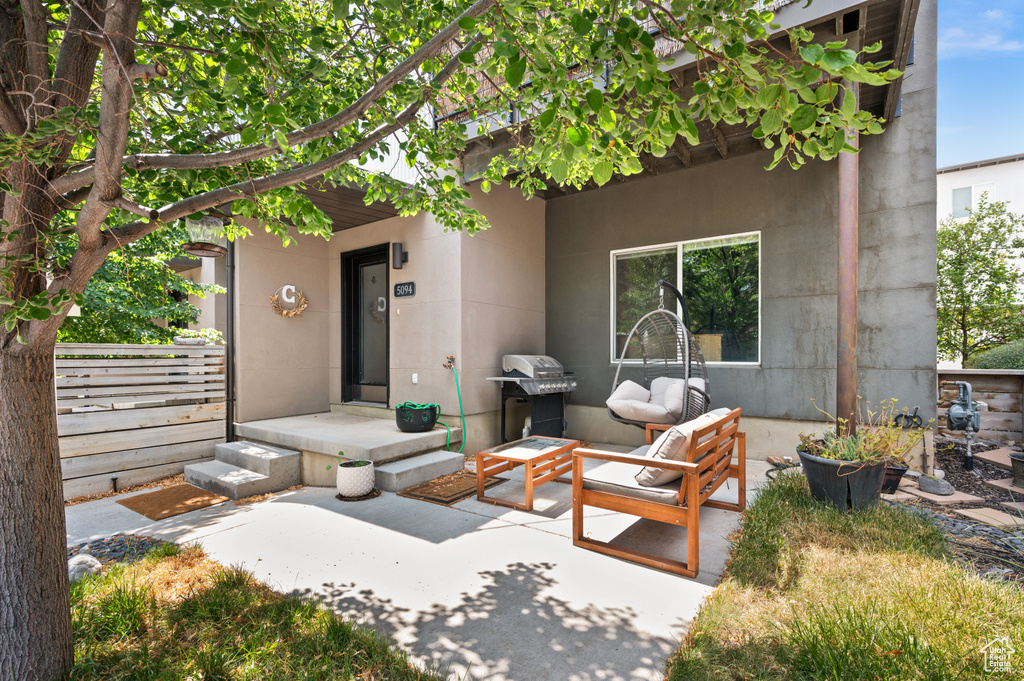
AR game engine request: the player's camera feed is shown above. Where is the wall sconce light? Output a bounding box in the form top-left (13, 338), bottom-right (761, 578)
top-left (392, 242), bottom-right (409, 269)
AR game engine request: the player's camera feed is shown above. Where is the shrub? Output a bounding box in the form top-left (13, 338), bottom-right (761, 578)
top-left (966, 338), bottom-right (1024, 369)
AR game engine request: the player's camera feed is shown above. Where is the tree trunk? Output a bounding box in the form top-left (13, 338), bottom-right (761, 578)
top-left (0, 347), bottom-right (73, 680)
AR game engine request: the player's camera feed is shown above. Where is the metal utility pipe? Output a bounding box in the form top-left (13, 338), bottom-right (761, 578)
top-left (836, 82), bottom-right (860, 435)
top-left (226, 240), bottom-right (236, 442)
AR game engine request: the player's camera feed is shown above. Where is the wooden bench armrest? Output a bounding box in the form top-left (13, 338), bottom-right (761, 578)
top-left (572, 447), bottom-right (698, 473)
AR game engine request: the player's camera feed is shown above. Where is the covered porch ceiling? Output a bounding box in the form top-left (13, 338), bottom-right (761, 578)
top-left (300, 181), bottom-right (399, 233)
top-left (459, 0), bottom-right (919, 199)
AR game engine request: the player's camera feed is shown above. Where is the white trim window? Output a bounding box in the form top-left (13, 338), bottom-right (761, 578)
top-left (952, 183), bottom-right (995, 219)
top-left (610, 232), bottom-right (760, 364)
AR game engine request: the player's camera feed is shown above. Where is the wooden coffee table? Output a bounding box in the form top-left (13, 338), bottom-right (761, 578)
top-left (476, 436), bottom-right (580, 511)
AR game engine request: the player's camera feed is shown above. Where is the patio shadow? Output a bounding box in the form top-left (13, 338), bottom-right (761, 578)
top-left (295, 561), bottom-right (684, 681)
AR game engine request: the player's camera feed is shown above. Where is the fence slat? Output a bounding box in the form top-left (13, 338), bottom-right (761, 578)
top-left (57, 365), bottom-right (225, 377)
top-left (57, 374), bottom-right (224, 388)
top-left (57, 391), bottom-right (225, 409)
top-left (61, 439), bottom-right (223, 480)
top-left (56, 357), bottom-right (223, 368)
top-left (58, 402), bottom-right (225, 437)
top-left (56, 343), bottom-right (225, 357)
top-left (62, 455), bottom-right (218, 501)
top-left (60, 420), bottom-right (225, 459)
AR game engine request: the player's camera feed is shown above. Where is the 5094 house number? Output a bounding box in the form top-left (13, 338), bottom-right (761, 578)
top-left (393, 282), bottom-right (416, 298)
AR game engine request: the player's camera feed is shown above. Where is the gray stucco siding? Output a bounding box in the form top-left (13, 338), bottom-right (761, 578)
top-left (545, 81), bottom-right (937, 423)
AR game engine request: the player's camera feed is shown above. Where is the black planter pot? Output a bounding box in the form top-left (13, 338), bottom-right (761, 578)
top-left (396, 404), bottom-right (439, 433)
top-left (880, 465), bottom-right (909, 494)
top-left (797, 447), bottom-right (887, 511)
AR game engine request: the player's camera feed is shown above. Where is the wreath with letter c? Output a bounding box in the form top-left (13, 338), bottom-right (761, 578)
top-left (270, 290), bottom-right (308, 318)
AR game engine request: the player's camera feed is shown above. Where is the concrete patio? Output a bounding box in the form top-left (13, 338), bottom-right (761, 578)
top-left (66, 455), bottom-right (770, 681)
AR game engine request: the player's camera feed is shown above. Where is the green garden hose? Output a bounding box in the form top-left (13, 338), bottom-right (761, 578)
top-left (395, 393), bottom-right (465, 453)
top-left (446, 365), bottom-right (466, 454)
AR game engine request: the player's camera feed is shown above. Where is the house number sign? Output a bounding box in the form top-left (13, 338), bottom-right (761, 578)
top-left (393, 282), bottom-right (416, 298)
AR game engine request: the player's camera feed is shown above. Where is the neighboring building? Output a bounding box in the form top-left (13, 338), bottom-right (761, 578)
top-left (937, 152), bottom-right (1024, 220)
top-left (193, 0), bottom-right (936, 458)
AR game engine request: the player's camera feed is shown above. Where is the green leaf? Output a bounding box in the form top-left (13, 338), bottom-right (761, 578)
top-left (723, 42), bottom-right (745, 59)
top-left (760, 109), bottom-right (782, 135)
top-left (585, 89), bottom-right (604, 112)
top-left (504, 58), bottom-right (527, 88)
top-left (692, 81), bottom-right (711, 95)
top-left (570, 13), bottom-right (593, 35)
top-left (822, 49), bottom-right (857, 71)
top-left (493, 41), bottom-right (518, 58)
top-left (240, 127), bottom-right (258, 145)
top-left (30, 307), bottom-right (51, 321)
top-left (225, 58), bottom-right (247, 76)
top-left (799, 44), bottom-right (824, 64)
top-left (331, 0), bottom-right (348, 21)
top-left (815, 83), bottom-right (840, 104)
top-left (275, 130), bottom-right (290, 151)
top-left (593, 161), bottom-right (613, 186)
top-left (457, 16), bottom-right (477, 31)
top-left (550, 158), bottom-right (569, 184)
top-left (458, 51), bottom-right (476, 65)
top-left (789, 104), bottom-right (818, 132)
top-left (755, 84), bottom-right (781, 108)
top-left (566, 126), bottom-right (587, 147)
top-left (538, 108), bottom-right (556, 128)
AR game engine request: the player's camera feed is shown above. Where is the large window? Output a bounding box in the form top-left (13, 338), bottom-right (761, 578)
top-left (611, 233), bottom-right (760, 364)
top-left (952, 183), bottom-right (994, 218)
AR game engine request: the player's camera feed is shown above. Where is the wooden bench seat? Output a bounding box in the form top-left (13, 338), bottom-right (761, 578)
top-left (571, 407), bottom-right (746, 578)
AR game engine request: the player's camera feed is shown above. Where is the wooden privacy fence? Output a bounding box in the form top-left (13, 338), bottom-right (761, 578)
top-left (937, 369), bottom-right (1024, 442)
top-left (57, 343), bottom-right (226, 500)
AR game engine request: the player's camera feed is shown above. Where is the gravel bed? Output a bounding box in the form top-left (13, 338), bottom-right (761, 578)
top-left (887, 501), bottom-right (1024, 583)
top-left (67, 533), bottom-right (170, 565)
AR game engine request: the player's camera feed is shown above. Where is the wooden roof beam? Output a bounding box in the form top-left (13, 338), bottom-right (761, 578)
top-left (671, 137), bottom-right (692, 167)
top-left (711, 124), bottom-right (729, 159)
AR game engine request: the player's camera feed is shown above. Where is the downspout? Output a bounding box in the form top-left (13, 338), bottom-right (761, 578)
top-left (226, 239), bottom-right (235, 442)
top-left (836, 81), bottom-right (860, 435)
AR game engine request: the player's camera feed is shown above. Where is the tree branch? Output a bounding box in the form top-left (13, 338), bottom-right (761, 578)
top-left (100, 194), bottom-right (158, 220)
top-left (19, 0), bottom-right (49, 125)
top-left (84, 0), bottom-right (494, 180)
top-left (0, 88), bottom-right (26, 134)
top-left (105, 34), bottom-right (477, 247)
top-left (75, 0), bottom-right (143, 252)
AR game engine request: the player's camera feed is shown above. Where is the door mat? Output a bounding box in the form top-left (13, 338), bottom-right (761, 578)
top-left (116, 484), bottom-right (228, 521)
top-left (398, 470), bottom-right (506, 507)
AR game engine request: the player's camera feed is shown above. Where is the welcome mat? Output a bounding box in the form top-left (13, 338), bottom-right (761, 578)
top-left (398, 470), bottom-right (506, 507)
top-left (117, 484), bottom-right (228, 521)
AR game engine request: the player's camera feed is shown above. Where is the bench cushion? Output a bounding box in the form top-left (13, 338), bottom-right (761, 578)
top-left (581, 456), bottom-right (681, 505)
top-left (635, 407), bottom-right (733, 487)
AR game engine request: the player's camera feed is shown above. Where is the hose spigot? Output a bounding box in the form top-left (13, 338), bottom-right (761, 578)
top-left (443, 355), bottom-right (455, 370)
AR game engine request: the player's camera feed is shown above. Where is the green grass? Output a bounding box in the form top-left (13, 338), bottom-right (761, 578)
top-left (667, 473), bottom-right (1024, 681)
top-left (69, 546), bottom-right (444, 681)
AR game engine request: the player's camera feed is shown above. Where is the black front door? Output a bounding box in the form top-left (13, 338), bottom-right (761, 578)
top-left (342, 245), bottom-right (389, 404)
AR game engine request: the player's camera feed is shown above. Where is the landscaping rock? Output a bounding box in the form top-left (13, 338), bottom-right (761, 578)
top-left (68, 554), bottom-right (102, 583)
top-left (919, 475), bottom-right (955, 495)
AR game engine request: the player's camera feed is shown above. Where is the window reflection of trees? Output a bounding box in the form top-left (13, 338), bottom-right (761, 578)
top-left (683, 242), bottom-right (759, 362)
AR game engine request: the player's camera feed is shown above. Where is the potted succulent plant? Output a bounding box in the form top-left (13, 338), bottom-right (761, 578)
top-left (797, 399), bottom-right (926, 511)
top-left (327, 451), bottom-right (375, 497)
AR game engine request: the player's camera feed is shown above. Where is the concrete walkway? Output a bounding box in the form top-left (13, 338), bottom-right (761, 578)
top-left (66, 457), bottom-right (769, 681)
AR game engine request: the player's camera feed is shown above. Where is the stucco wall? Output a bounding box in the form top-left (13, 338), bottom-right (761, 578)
top-left (459, 184), bottom-right (547, 415)
top-left (230, 183), bottom-right (546, 439)
top-left (545, 3), bottom-right (937, 425)
top-left (234, 224), bottom-right (332, 422)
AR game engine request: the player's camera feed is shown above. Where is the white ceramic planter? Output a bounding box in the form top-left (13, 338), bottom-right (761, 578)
top-left (336, 460), bottom-right (375, 497)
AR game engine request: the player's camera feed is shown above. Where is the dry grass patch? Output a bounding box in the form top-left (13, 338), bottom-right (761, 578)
top-left (668, 473), bottom-right (1024, 681)
top-left (70, 544), bottom-right (444, 680)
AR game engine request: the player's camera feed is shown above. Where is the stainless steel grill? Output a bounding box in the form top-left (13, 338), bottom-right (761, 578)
top-left (487, 355), bottom-right (577, 442)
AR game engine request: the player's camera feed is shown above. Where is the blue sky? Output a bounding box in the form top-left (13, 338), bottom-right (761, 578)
top-left (937, 0), bottom-right (1024, 167)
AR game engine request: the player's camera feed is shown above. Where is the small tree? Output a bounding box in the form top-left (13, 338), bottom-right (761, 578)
top-left (57, 223), bottom-right (222, 344)
top-left (0, 0), bottom-right (899, 677)
top-left (937, 195), bottom-right (1024, 365)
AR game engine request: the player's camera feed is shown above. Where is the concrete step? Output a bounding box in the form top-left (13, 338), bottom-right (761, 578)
top-left (375, 448), bottom-right (465, 492)
top-left (184, 460), bottom-right (276, 500)
top-left (215, 441), bottom-right (300, 488)
top-left (235, 412), bottom-right (461, 465)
